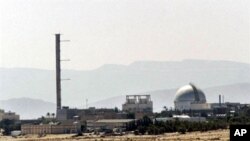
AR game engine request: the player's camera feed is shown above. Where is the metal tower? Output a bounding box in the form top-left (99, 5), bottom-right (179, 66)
top-left (55, 34), bottom-right (61, 110)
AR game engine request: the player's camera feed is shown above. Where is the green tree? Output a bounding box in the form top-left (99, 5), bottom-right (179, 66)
top-left (46, 112), bottom-right (50, 118)
top-left (51, 113), bottom-right (55, 118)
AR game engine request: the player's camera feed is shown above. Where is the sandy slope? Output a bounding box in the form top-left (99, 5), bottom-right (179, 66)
top-left (0, 129), bottom-right (229, 141)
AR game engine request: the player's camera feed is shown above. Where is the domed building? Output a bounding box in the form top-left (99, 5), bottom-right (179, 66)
top-left (174, 83), bottom-right (210, 111)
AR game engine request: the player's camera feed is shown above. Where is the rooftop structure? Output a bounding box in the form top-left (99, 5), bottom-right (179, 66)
top-left (122, 95), bottom-right (153, 118)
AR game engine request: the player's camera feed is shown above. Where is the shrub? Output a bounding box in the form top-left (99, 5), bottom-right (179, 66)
top-left (178, 127), bottom-right (186, 134)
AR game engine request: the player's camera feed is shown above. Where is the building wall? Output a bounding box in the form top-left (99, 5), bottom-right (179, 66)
top-left (175, 101), bottom-right (191, 111)
top-left (190, 103), bottom-right (211, 110)
top-left (0, 112), bottom-right (4, 121)
top-left (21, 124), bottom-right (80, 134)
top-left (2, 114), bottom-right (20, 121)
top-left (57, 108), bottom-right (127, 121)
top-left (94, 122), bottom-right (125, 130)
top-left (175, 101), bottom-right (211, 111)
top-left (51, 125), bottom-right (79, 134)
top-left (155, 117), bottom-right (206, 122)
top-left (56, 108), bottom-right (78, 121)
top-left (87, 119), bottom-right (135, 131)
top-left (0, 110), bottom-right (20, 121)
top-left (122, 95), bottom-right (153, 114)
top-left (134, 112), bottom-right (153, 119)
top-left (22, 125), bottom-right (51, 134)
top-left (122, 103), bottom-right (153, 113)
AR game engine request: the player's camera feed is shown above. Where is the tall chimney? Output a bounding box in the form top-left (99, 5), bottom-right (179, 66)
top-left (55, 34), bottom-right (61, 110)
top-left (219, 94), bottom-right (221, 106)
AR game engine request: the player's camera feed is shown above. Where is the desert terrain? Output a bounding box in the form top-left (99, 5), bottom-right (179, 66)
top-left (0, 129), bottom-right (229, 141)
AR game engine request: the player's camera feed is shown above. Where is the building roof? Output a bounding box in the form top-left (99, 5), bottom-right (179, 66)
top-left (96, 119), bottom-right (135, 123)
top-left (173, 115), bottom-right (190, 118)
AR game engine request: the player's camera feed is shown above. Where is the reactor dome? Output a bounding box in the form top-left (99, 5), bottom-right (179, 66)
top-left (174, 83), bottom-right (207, 111)
top-left (174, 84), bottom-right (206, 103)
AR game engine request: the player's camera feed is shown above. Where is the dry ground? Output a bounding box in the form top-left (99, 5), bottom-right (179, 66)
top-left (0, 129), bottom-right (229, 141)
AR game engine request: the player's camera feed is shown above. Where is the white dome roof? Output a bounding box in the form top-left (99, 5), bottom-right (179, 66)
top-left (174, 84), bottom-right (206, 103)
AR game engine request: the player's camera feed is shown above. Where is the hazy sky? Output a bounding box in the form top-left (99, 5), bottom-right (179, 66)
top-left (1, 0), bottom-right (249, 70)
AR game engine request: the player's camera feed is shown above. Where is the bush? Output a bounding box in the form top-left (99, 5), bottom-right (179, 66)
top-left (178, 127), bottom-right (186, 134)
top-left (137, 126), bottom-right (146, 135)
top-left (134, 130), bottom-right (139, 135)
top-left (132, 116), bottom-right (229, 135)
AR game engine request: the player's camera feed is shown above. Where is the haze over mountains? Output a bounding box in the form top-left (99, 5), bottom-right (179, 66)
top-left (0, 83), bottom-right (249, 119)
top-left (0, 59), bottom-right (250, 119)
top-left (0, 98), bottom-right (55, 119)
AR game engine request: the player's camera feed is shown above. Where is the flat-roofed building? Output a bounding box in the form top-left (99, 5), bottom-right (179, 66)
top-left (87, 119), bottom-right (135, 131)
top-left (57, 107), bottom-right (127, 121)
top-left (0, 109), bottom-right (20, 121)
top-left (122, 95), bottom-right (153, 119)
top-left (21, 123), bottom-right (81, 134)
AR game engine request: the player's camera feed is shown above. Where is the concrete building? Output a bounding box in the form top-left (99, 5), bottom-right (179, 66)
top-left (0, 109), bottom-right (20, 121)
top-left (173, 83), bottom-right (250, 118)
top-left (57, 107), bottom-right (127, 121)
top-left (87, 119), bottom-right (135, 131)
top-left (174, 83), bottom-right (210, 111)
top-left (190, 103), bottom-right (211, 110)
top-left (21, 123), bottom-right (81, 134)
top-left (122, 95), bottom-right (153, 118)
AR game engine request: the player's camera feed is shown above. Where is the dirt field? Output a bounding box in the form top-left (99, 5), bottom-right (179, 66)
top-left (0, 129), bottom-right (229, 141)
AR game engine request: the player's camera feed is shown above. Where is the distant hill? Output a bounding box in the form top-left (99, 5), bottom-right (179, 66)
top-left (1, 83), bottom-right (249, 119)
top-left (0, 98), bottom-right (55, 119)
top-left (0, 60), bottom-right (250, 108)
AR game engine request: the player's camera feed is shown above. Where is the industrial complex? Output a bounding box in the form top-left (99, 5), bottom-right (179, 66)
top-left (0, 34), bottom-right (249, 136)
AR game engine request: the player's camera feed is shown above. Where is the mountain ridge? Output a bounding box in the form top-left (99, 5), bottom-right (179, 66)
top-left (1, 82), bottom-right (249, 119)
top-left (1, 59), bottom-right (249, 71)
top-left (1, 59), bottom-right (249, 109)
